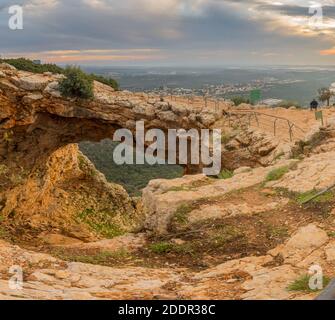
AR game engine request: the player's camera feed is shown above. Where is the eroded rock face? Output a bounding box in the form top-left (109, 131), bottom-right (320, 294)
top-left (0, 144), bottom-right (139, 242)
top-left (221, 127), bottom-right (293, 170)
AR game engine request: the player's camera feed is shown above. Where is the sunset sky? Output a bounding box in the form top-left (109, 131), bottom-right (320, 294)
top-left (1, 0), bottom-right (335, 66)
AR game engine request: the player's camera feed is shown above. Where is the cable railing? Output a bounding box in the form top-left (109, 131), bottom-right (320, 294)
top-left (225, 109), bottom-right (306, 142)
top-left (145, 94), bottom-right (307, 142)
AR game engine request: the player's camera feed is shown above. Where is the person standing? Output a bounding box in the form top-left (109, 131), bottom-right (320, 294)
top-left (310, 99), bottom-right (319, 111)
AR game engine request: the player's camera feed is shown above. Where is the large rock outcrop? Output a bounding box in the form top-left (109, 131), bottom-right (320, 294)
top-left (0, 64), bottom-right (223, 241)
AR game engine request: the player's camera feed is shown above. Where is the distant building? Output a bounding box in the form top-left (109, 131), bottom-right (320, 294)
top-left (260, 98), bottom-right (283, 106)
top-left (32, 60), bottom-right (41, 65)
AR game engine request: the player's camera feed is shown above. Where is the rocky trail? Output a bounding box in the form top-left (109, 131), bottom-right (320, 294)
top-left (1, 62), bottom-right (335, 300)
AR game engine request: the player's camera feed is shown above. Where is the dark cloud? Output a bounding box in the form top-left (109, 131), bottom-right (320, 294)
top-left (0, 0), bottom-right (334, 65)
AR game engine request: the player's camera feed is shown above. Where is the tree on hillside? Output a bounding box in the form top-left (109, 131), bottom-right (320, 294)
top-left (318, 87), bottom-right (334, 106)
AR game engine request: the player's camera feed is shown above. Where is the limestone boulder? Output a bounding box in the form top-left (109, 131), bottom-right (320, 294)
top-left (14, 74), bottom-right (53, 91)
top-left (273, 151), bottom-right (335, 192)
top-left (44, 81), bottom-right (62, 98)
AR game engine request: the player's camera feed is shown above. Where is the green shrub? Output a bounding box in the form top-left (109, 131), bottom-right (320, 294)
top-left (59, 66), bottom-right (94, 99)
top-left (149, 242), bottom-right (174, 254)
top-left (265, 166), bottom-right (289, 182)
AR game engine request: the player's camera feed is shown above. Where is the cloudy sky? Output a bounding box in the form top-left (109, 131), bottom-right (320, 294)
top-left (1, 0), bottom-right (335, 66)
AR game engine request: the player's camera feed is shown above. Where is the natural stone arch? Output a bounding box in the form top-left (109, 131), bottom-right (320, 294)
top-left (0, 63), bottom-right (225, 174)
top-left (0, 63), bottom-right (225, 241)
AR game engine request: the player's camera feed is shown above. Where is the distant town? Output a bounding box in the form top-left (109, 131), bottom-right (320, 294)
top-left (141, 78), bottom-right (304, 101)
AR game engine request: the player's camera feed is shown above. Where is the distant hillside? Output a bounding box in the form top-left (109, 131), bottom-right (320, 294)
top-left (80, 140), bottom-right (183, 196)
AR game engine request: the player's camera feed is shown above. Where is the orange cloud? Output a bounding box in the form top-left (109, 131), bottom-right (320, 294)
top-left (5, 49), bottom-right (165, 63)
top-left (320, 48), bottom-right (335, 56)
top-left (45, 54), bottom-right (164, 63)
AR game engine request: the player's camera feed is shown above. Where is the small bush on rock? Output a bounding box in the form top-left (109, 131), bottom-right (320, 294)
top-left (59, 66), bottom-right (94, 99)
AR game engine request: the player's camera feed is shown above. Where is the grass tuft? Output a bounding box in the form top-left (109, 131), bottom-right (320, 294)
top-left (287, 275), bottom-right (331, 293)
top-left (296, 190), bottom-right (333, 205)
top-left (77, 208), bottom-right (125, 238)
top-left (54, 250), bottom-right (129, 265)
top-left (148, 242), bottom-right (174, 254)
top-left (218, 169), bottom-right (234, 180)
top-left (265, 166), bottom-right (290, 182)
top-left (148, 241), bottom-right (196, 256)
top-left (211, 225), bottom-right (245, 247)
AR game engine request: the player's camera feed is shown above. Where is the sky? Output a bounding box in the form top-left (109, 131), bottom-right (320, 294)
top-left (1, 0), bottom-right (335, 66)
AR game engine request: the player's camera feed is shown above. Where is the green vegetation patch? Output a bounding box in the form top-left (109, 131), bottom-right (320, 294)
top-left (1, 58), bottom-right (119, 92)
top-left (90, 74), bottom-right (119, 91)
top-left (265, 166), bottom-right (290, 182)
top-left (265, 224), bottom-right (288, 240)
top-left (1, 58), bottom-right (63, 74)
top-left (54, 249), bottom-right (129, 265)
top-left (148, 241), bottom-right (196, 256)
top-left (287, 275), bottom-right (331, 293)
top-left (59, 66), bottom-right (94, 99)
top-left (79, 140), bottom-right (183, 196)
top-left (173, 204), bottom-right (193, 225)
top-left (218, 169), bottom-right (234, 180)
top-left (210, 224), bottom-right (245, 247)
top-left (77, 208), bottom-right (125, 238)
top-left (230, 96), bottom-right (251, 106)
top-left (275, 187), bottom-right (334, 206)
top-left (148, 242), bottom-right (174, 254)
top-left (296, 190), bottom-right (334, 205)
